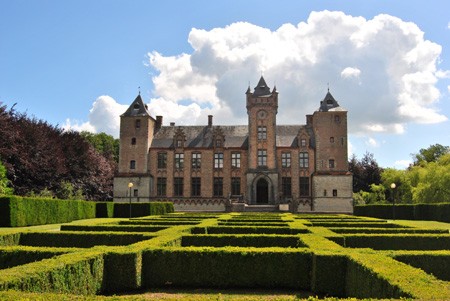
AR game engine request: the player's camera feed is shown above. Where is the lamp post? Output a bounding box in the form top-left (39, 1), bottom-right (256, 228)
top-left (390, 183), bottom-right (396, 220)
top-left (128, 182), bottom-right (133, 218)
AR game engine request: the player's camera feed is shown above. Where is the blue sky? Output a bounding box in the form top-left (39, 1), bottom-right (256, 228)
top-left (1, 0), bottom-right (449, 168)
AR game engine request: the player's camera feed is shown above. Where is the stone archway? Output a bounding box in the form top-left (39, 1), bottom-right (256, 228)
top-left (256, 178), bottom-right (269, 204)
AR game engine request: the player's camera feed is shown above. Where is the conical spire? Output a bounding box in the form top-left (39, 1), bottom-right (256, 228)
top-left (319, 90), bottom-right (340, 112)
top-left (121, 94), bottom-right (151, 117)
top-left (252, 76), bottom-right (271, 97)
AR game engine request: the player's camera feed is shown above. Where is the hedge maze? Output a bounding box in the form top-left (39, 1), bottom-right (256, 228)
top-left (0, 213), bottom-right (449, 300)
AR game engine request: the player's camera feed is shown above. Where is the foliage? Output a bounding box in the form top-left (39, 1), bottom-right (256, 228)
top-left (0, 103), bottom-right (115, 200)
top-left (348, 152), bottom-right (382, 193)
top-left (80, 131), bottom-right (119, 164)
top-left (0, 158), bottom-right (13, 195)
top-left (412, 143), bottom-right (449, 165)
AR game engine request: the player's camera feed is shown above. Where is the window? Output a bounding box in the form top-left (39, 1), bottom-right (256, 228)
top-left (231, 177), bottom-right (240, 196)
top-left (213, 177), bottom-right (223, 196)
top-left (324, 189), bottom-right (327, 197)
top-left (299, 177), bottom-right (310, 196)
top-left (157, 152), bottom-right (167, 169)
top-left (258, 149), bottom-right (267, 166)
top-left (214, 153), bottom-right (224, 169)
top-left (130, 160), bottom-right (136, 169)
top-left (281, 177), bottom-right (292, 197)
top-left (335, 115), bottom-right (340, 122)
top-left (333, 189), bottom-right (338, 197)
top-left (231, 152), bottom-right (241, 168)
top-left (135, 119), bottom-right (141, 129)
top-left (281, 152), bottom-right (291, 168)
top-left (329, 159), bottom-right (335, 169)
top-left (157, 177), bottom-right (166, 196)
top-left (257, 126), bottom-right (267, 140)
top-left (330, 137), bottom-right (334, 143)
top-left (175, 153), bottom-right (184, 169)
top-left (176, 139), bottom-right (183, 148)
top-left (174, 177), bottom-right (184, 196)
top-left (192, 153), bottom-right (201, 169)
top-left (300, 139), bottom-right (307, 147)
top-left (299, 152), bottom-right (309, 168)
top-left (133, 189), bottom-right (138, 197)
top-left (191, 177), bottom-right (201, 197)
top-left (215, 139), bottom-right (222, 147)
top-left (131, 137), bottom-right (136, 145)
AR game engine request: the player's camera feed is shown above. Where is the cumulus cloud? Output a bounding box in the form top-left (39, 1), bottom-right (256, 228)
top-left (366, 137), bottom-right (379, 147)
top-left (394, 159), bottom-right (412, 169)
top-left (75, 11), bottom-right (448, 137)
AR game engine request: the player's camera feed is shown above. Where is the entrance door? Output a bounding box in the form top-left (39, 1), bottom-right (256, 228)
top-left (256, 178), bottom-right (269, 204)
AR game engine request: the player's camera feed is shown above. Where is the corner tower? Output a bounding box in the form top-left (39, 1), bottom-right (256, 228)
top-left (245, 76), bottom-right (279, 204)
top-left (311, 90), bottom-right (353, 212)
top-left (113, 94), bottom-right (155, 202)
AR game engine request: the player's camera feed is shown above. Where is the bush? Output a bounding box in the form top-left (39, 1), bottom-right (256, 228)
top-left (0, 247), bottom-right (70, 269)
top-left (142, 247), bottom-right (312, 289)
top-left (18, 232), bottom-right (153, 248)
top-left (0, 196), bottom-right (96, 227)
top-left (95, 202), bottom-right (114, 218)
top-left (190, 226), bottom-right (308, 235)
top-left (343, 234), bottom-right (450, 250)
top-left (113, 202), bottom-right (174, 218)
top-left (354, 203), bottom-right (450, 222)
top-left (60, 224), bottom-right (168, 233)
top-left (392, 251), bottom-right (450, 281)
top-left (311, 252), bottom-right (347, 297)
top-left (102, 249), bottom-right (142, 293)
top-left (181, 234), bottom-right (306, 248)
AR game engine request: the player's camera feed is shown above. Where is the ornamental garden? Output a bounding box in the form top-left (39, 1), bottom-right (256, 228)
top-left (0, 196), bottom-right (449, 300)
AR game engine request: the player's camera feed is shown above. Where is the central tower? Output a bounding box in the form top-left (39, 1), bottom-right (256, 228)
top-left (246, 76), bottom-right (279, 204)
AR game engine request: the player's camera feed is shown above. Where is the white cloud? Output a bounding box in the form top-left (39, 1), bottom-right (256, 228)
top-left (341, 67), bottom-right (361, 79)
top-left (394, 159), bottom-right (412, 169)
top-left (76, 11), bottom-right (449, 138)
top-left (366, 137), bottom-right (379, 147)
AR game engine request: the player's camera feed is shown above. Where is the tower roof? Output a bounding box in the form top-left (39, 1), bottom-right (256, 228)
top-left (319, 91), bottom-right (342, 112)
top-left (121, 94), bottom-right (151, 117)
top-left (252, 76), bottom-right (271, 97)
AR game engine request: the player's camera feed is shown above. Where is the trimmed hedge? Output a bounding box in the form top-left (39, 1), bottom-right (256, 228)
top-left (181, 234), bottom-right (307, 248)
top-left (354, 203), bottom-right (450, 222)
top-left (119, 220), bottom-right (199, 226)
top-left (142, 247), bottom-right (312, 289)
top-left (102, 249), bottom-right (142, 293)
top-left (217, 221), bottom-right (289, 227)
top-left (95, 202), bottom-right (114, 218)
top-left (311, 251), bottom-right (347, 297)
top-left (0, 247), bottom-right (71, 270)
top-left (0, 250), bottom-right (104, 295)
top-left (18, 232), bottom-right (154, 248)
top-left (310, 222), bottom-right (407, 228)
top-left (113, 202), bottom-right (174, 218)
top-left (0, 196), bottom-right (96, 227)
top-left (392, 251), bottom-right (450, 281)
top-left (0, 233), bottom-right (20, 246)
top-left (343, 234), bottom-right (450, 250)
top-left (328, 227), bottom-right (448, 234)
top-left (191, 226), bottom-right (309, 235)
top-left (60, 224), bottom-right (168, 233)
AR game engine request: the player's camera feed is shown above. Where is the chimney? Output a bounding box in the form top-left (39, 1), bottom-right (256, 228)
top-left (170, 122), bottom-right (175, 127)
top-left (155, 116), bottom-right (162, 131)
top-left (208, 115), bottom-right (213, 127)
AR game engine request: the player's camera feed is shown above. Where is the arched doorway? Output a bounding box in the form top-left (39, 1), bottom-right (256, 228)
top-left (256, 178), bottom-right (269, 204)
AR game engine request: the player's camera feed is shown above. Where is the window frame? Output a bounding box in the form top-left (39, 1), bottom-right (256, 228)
top-left (299, 177), bottom-right (310, 197)
top-left (257, 149), bottom-right (267, 167)
top-left (156, 177), bottom-right (167, 196)
top-left (281, 152), bottom-right (291, 168)
top-left (174, 153), bottom-right (184, 169)
top-left (231, 152), bottom-right (241, 168)
top-left (191, 177), bottom-right (201, 197)
top-left (257, 126), bottom-right (267, 140)
top-left (299, 152), bottom-right (309, 168)
top-left (157, 152), bottom-right (167, 169)
top-left (213, 177), bottom-right (223, 197)
top-left (281, 177), bottom-right (292, 197)
top-left (214, 152), bottom-right (224, 169)
top-left (173, 177), bottom-right (184, 197)
top-left (191, 152), bottom-right (201, 169)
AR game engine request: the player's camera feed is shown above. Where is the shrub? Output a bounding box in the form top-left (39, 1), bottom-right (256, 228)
top-left (181, 234), bottom-right (307, 248)
top-left (355, 203), bottom-right (450, 222)
top-left (113, 202), bottom-right (174, 218)
top-left (0, 247), bottom-right (70, 269)
top-left (142, 247), bottom-right (312, 289)
top-left (95, 202), bottom-right (114, 218)
top-left (0, 196), bottom-right (96, 227)
top-left (190, 226), bottom-right (308, 235)
top-left (60, 224), bottom-right (168, 233)
top-left (311, 251), bottom-right (347, 297)
top-left (392, 251), bottom-right (450, 281)
top-left (102, 249), bottom-right (142, 293)
top-left (343, 234), bottom-right (450, 250)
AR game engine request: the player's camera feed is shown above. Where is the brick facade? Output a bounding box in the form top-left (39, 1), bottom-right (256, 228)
top-left (113, 77), bottom-right (353, 213)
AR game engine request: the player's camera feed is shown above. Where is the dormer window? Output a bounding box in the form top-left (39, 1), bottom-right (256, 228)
top-left (176, 139), bottom-right (183, 148)
top-left (215, 139), bottom-right (222, 147)
top-left (133, 103), bottom-right (140, 110)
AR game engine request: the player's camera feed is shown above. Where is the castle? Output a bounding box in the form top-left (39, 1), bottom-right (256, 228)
top-left (113, 76), bottom-right (353, 213)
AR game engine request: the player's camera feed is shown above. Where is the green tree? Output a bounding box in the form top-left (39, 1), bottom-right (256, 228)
top-left (411, 153), bottom-right (450, 203)
top-left (381, 168), bottom-right (413, 204)
top-left (412, 143), bottom-right (449, 166)
top-left (80, 131), bottom-right (119, 163)
top-left (0, 158), bottom-right (13, 195)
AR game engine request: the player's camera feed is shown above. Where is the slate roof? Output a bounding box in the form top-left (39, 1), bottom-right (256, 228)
top-left (319, 91), bottom-right (344, 112)
top-left (252, 76), bottom-right (272, 97)
top-left (151, 124), bottom-right (314, 149)
top-left (121, 95), bottom-right (152, 117)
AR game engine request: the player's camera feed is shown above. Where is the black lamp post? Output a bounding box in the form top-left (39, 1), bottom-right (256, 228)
top-left (128, 182), bottom-right (133, 218)
top-left (390, 183), bottom-right (396, 220)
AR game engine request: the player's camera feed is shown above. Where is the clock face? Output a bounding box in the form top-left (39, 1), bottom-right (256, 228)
top-left (257, 110), bottom-right (267, 119)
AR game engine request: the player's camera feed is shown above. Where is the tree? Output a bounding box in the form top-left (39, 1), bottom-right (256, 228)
top-left (381, 168), bottom-right (413, 204)
top-left (349, 152), bottom-right (382, 192)
top-left (80, 131), bottom-right (119, 163)
top-left (412, 144), bottom-right (449, 166)
top-left (0, 158), bottom-right (13, 195)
